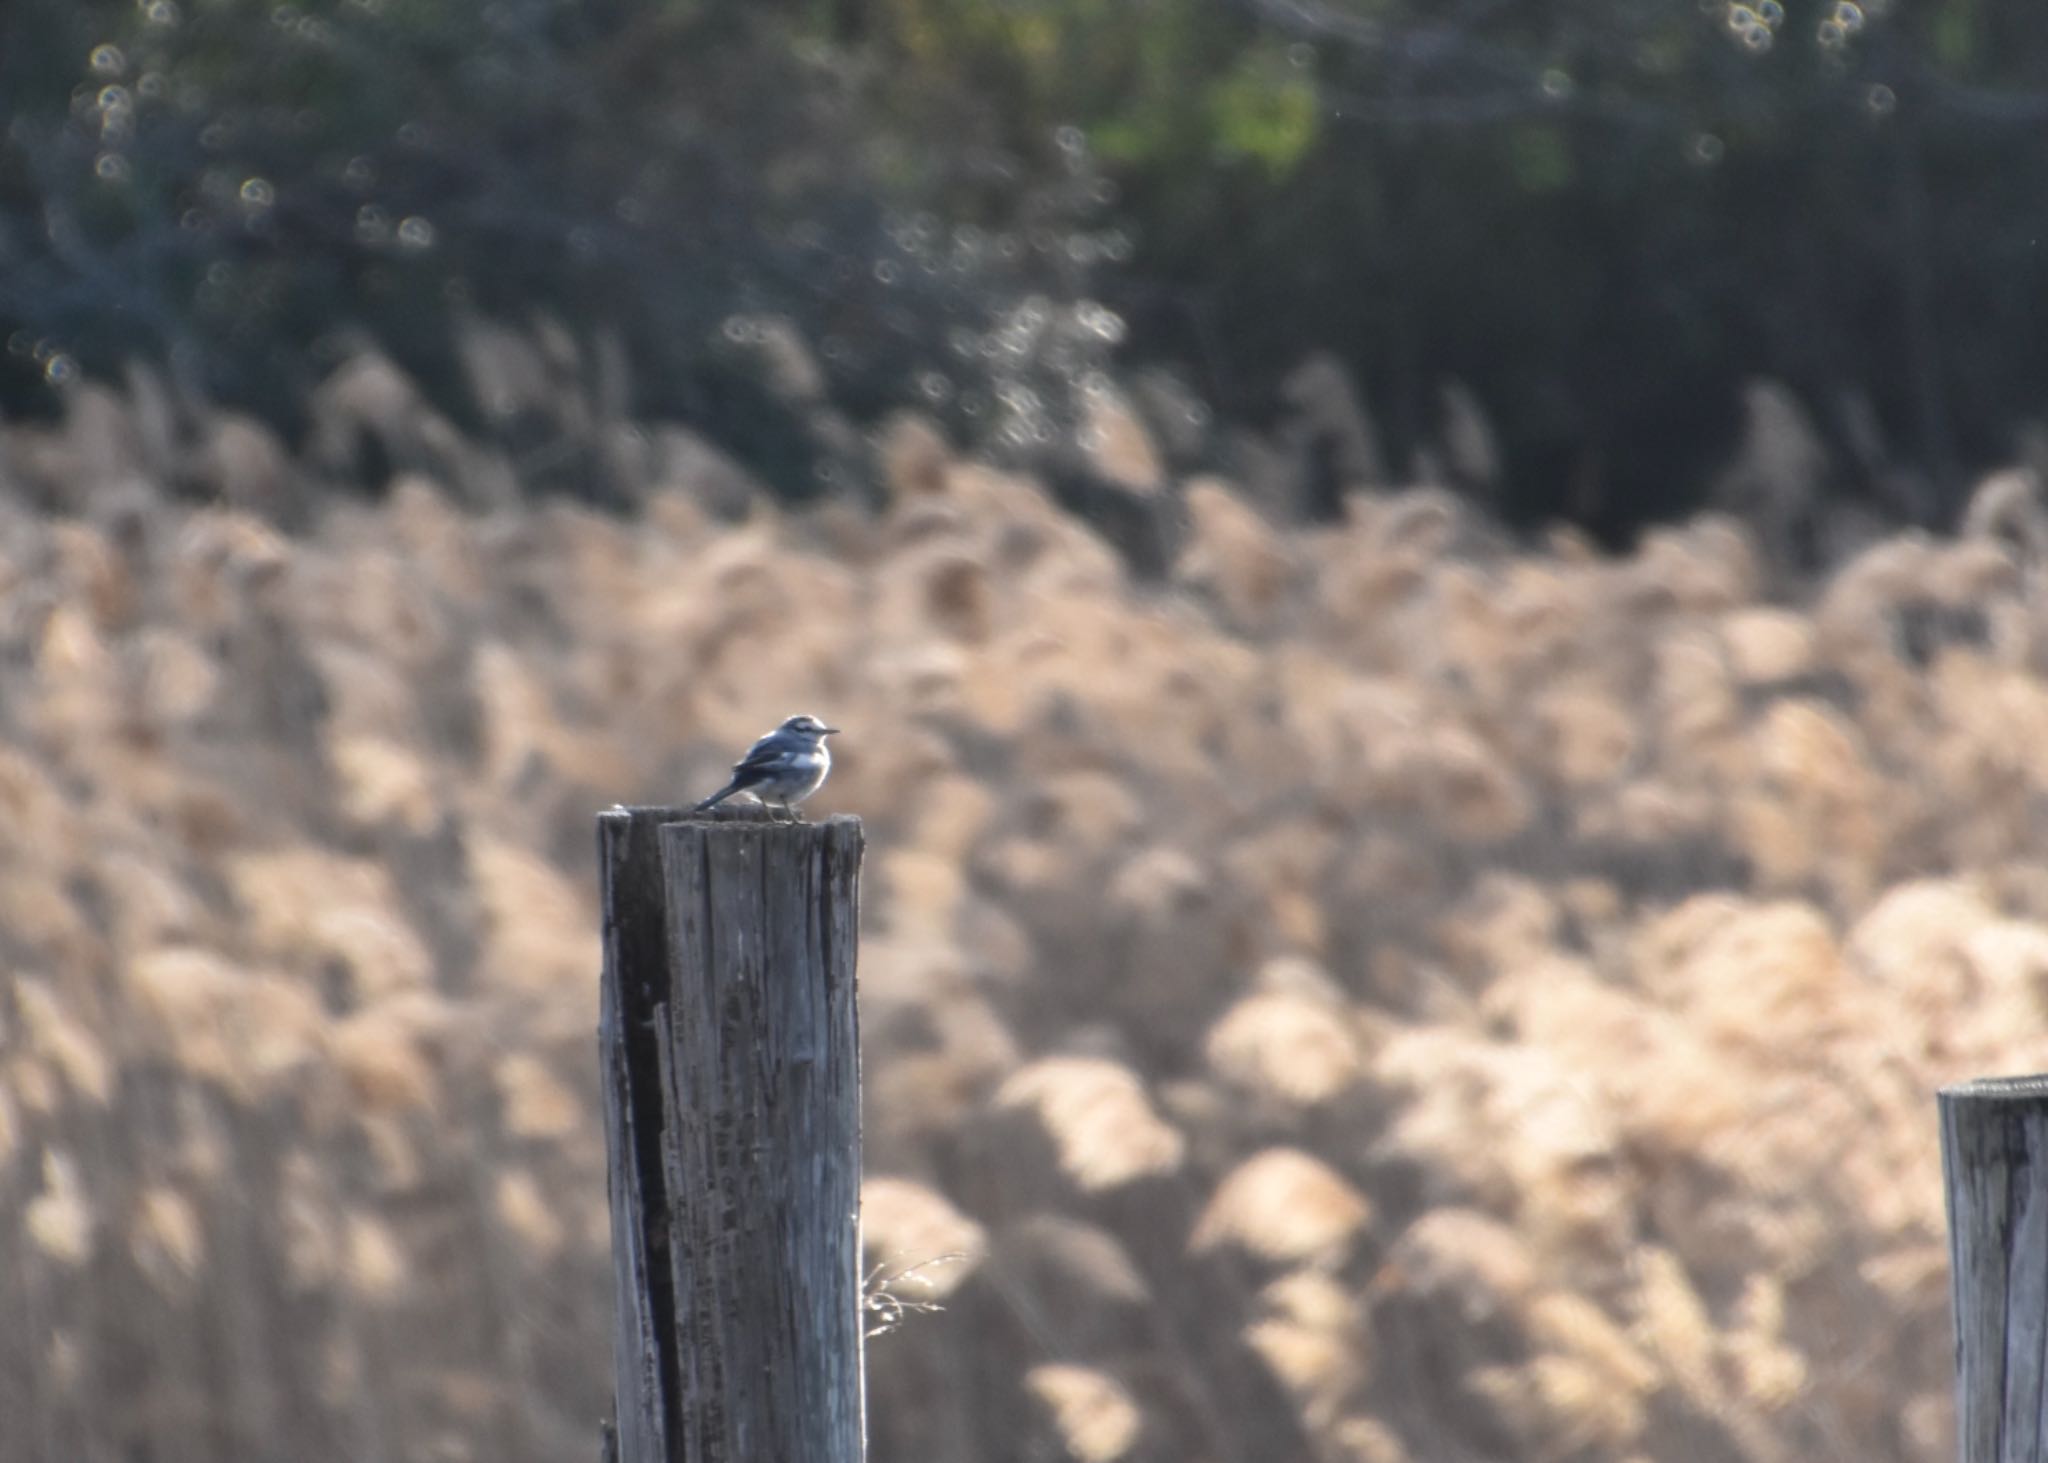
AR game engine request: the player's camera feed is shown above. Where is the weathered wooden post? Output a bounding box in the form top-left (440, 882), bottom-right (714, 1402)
top-left (598, 805), bottom-right (865, 1463)
top-left (1939, 1075), bottom-right (2048, 1463)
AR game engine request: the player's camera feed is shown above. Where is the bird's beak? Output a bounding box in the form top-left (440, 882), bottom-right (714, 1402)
top-left (821, 726), bottom-right (841, 736)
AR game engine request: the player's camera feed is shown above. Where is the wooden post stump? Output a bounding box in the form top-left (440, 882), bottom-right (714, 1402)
top-left (598, 806), bottom-right (865, 1463)
top-left (1940, 1075), bottom-right (2048, 1463)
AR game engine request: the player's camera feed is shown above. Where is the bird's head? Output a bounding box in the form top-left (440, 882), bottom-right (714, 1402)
top-left (780, 713), bottom-right (840, 741)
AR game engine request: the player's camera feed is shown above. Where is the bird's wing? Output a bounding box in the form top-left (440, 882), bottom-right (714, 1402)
top-left (732, 732), bottom-right (797, 776)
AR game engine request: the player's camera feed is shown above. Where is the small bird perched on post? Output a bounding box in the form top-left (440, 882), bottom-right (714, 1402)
top-left (692, 714), bottom-right (840, 821)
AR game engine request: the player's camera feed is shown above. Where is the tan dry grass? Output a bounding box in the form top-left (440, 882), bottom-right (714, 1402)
top-left (2, 386), bottom-right (2042, 1463)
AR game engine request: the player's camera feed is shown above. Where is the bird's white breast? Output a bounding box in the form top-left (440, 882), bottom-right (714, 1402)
top-left (793, 741), bottom-right (830, 798)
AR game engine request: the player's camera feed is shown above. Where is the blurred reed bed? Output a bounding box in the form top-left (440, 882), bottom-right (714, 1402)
top-left (3, 357), bottom-right (2048, 1463)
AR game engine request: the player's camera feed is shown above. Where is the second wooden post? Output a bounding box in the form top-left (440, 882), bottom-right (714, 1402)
top-left (1940, 1075), bottom-right (2048, 1463)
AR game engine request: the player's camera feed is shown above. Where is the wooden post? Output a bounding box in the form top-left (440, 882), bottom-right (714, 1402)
top-left (598, 805), bottom-right (865, 1463)
top-left (1939, 1075), bottom-right (2048, 1463)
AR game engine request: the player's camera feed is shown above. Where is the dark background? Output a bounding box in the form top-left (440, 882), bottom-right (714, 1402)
top-left (7, 1), bottom-right (2048, 540)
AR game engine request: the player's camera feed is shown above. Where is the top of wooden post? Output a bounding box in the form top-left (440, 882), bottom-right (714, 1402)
top-left (1939, 1074), bottom-right (2048, 1103)
top-left (601, 802), bottom-right (863, 829)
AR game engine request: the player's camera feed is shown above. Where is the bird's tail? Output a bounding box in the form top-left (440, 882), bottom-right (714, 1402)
top-left (693, 780), bottom-right (741, 813)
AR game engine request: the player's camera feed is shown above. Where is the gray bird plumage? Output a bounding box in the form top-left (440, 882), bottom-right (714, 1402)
top-left (693, 713), bottom-right (840, 820)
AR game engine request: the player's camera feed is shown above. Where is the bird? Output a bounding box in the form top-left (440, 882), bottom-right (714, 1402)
top-left (692, 714), bottom-right (840, 821)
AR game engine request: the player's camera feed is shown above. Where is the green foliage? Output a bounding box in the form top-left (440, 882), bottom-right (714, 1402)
top-left (1206, 44), bottom-right (1321, 175)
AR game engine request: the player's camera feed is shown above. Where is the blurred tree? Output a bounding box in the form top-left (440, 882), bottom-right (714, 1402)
top-left (3, 0), bottom-right (2047, 531)
top-left (0, 0), bottom-right (1125, 497)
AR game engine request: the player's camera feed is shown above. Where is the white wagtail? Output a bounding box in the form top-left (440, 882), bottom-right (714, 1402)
top-left (692, 713), bottom-right (840, 821)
